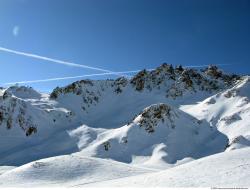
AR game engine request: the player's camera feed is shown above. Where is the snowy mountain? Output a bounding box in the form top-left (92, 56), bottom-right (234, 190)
top-left (47, 64), bottom-right (240, 129)
top-left (0, 64), bottom-right (249, 187)
top-left (180, 76), bottom-right (250, 151)
top-left (79, 103), bottom-right (227, 169)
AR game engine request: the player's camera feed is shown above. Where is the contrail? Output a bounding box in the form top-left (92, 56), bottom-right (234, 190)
top-left (2, 70), bottom-right (142, 86)
top-left (185, 64), bottom-right (231, 68)
top-left (0, 47), bottom-right (231, 86)
top-left (0, 46), bottom-right (129, 77)
top-left (0, 46), bottom-right (231, 72)
top-left (1, 64), bottom-right (232, 86)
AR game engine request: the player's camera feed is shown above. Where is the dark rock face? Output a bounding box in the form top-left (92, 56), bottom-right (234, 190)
top-left (220, 113), bottom-right (242, 125)
top-left (136, 104), bottom-right (175, 133)
top-left (103, 141), bottom-right (111, 151)
top-left (0, 91), bottom-right (37, 136)
top-left (130, 69), bottom-right (148, 91)
top-left (203, 65), bottom-right (240, 84)
top-left (129, 64), bottom-right (240, 96)
top-left (114, 77), bottom-right (128, 94)
top-left (25, 126), bottom-right (37, 136)
top-left (204, 65), bottom-right (223, 79)
top-left (48, 64), bottom-right (241, 106)
top-left (50, 80), bottom-right (94, 99)
top-left (226, 135), bottom-right (250, 150)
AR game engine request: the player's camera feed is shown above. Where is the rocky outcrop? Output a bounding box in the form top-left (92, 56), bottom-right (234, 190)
top-left (136, 104), bottom-right (175, 133)
top-left (49, 64), bottom-right (241, 105)
top-left (113, 77), bottom-right (128, 94)
top-left (226, 135), bottom-right (250, 151)
top-left (129, 64), bottom-right (240, 98)
top-left (0, 91), bottom-right (37, 136)
top-left (130, 69), bottom-right (148, 91)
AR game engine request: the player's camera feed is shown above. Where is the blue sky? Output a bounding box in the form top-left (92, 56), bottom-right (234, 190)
top-left (0, 0), bottom-right (249, 92)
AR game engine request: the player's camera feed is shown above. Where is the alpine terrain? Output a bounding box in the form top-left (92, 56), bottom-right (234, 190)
top-left (0, 64), bottom-right (249, 187)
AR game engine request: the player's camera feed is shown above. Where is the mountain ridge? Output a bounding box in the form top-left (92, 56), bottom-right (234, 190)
top-left (0, 64), bottom-right (248, 168)
top-left (0, 64), bottom-right (249, 187)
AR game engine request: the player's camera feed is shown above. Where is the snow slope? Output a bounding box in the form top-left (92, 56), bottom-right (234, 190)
top-left (0, 154), bottom-right (152, 187)
top-left (1, 147), bottom-right (249, 187)
top-left (0, 87), bottom-right (79, 165)
top-left (0, 64), bottom-right (249, 188)
top-left (50, 64), bottom-right (239, 129)
top-left (180, 76), bottom-right (250, 151)
top-left (0, 64), bottom-right (240, 166)
top-left (85, 147), bottom-right (250, 187)
top-left (79, 103), bottom-right (228, 169)
top-left (0, 166), bottom-right (16, 175)
top-left (5, 86), bottom-right (42, 99)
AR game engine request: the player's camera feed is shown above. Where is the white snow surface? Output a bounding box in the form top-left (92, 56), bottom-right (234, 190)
top-left (0, 65), bottom-right (249, 187)
top-left (180, 77), bottom-right (250, 150)
top-left (78, 104), bottom-right (227, 169)
top-left (85, 147), bottom-right (250, 187)
top-left (0, 154), bottom-right (153, 187)
top-left (0, 147), bottom-right (249, 187)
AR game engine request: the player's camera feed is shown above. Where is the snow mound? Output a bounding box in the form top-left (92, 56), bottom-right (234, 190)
top-left (80, 103), bottom-right (228, 168)
top-left (86, 147), bottom-right (250, 187)
top-left (0, 154), bottom-right (152, 187)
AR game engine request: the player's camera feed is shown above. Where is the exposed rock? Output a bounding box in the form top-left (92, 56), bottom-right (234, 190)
top-left (226, 135), bottom-right (250, 151)
top-left (2, 91), bottom-right (11, 100)
top-left (130, 69), bottom-right (148, 91)
top-left (25, 126), bottom-right (37, 136)
top-left (50, 80), bottom-right (94, 99)
top-left (0, 94), bottom-right (37, 135)
top-left (220, 113), bottom-right (242, 125)
top-left (204, 65), bottom-right (223, 79)
top-left (103, 141), bottom-right (111, 151)
top-left (180, 70), bottom-right (193, 88)
top-left (223, 90), bottom-right (236, 98)
top-left (49, 64), bottom-right (240, 104)
top-left (206, 98), bottom-right (216, 104)
top-left (166, 84), bottom-right (183, 99)
top-left (137, 104), bottom-right (175, 133)
top-left (114, 77), bottom-right (128, 93)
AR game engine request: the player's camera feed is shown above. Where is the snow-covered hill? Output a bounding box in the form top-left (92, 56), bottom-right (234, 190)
top-left (180, 76), bottom-right (250, 151)
top-left (49, 64), bottom-right (240, 129)
top-left (0, 64), bottom-right (249, 187)
top-left (0, 64), bottom-right (240, 166)
top-left (0, 154), bottom-right (152, 187)
top-left (85, 147), bottom-right (250, 187)
top-left (0, 86), bottom-right (79, 165)
top-left (79, 103), bottom-right (227, 169)
top-left (0, 146), bottom-right (249, 187)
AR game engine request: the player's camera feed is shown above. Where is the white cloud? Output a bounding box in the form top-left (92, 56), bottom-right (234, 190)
top-left (12, 26), bottom-right (19, 37)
